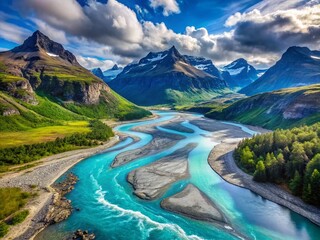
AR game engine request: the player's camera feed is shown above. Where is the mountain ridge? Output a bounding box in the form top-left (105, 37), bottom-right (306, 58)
top-left (109, 46), bottom-right (229, 106)
top-left (240, 46), bottom-right (320, 96)
top-left (0, 30), bottom-right (150, 121)
top-left (221, 58), bottom-right (259, 89)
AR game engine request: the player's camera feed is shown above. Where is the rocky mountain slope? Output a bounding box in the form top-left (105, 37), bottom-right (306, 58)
top-left (0, 30), bottom-right (150, 123)
top-left (240, 46), bottom-right (320, 96)
top-left (206, 84), bottom-right (320, 129)
top-left (183, 55), bottom-right (222, 79)
top-left (109, 46), bottom-right (228, 106)
top-left (221, 58), bottom-right (259, 89)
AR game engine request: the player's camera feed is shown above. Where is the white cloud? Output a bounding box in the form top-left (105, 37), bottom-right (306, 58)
top-left (17, 0), bottom-right (143, 47)
top-left (9, 0), bottom-right (320, 68)
top-left (76, 55), bottom-right (115, 71)
top-left (32, 18), bottom-right (68, 44)
top-left (149, 0), bottom-right (180, 16)
top-left (0, 11), bottom-right (32, 43)
top-left (0, 21), bottom-right (31, 43)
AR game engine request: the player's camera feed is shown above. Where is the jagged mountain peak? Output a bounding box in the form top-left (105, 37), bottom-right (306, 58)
top-left (111, 64), bottom-right (120, 70)
top-left (91, 68), bottom-right (104, 80)
top-left (240, 46), bottom-right (320, 96)
top-left (224, 58), bottom-right (248, 69)
top-left (12, 30), bottom-right (79, 65)
top-left (138, 46), bottom-right (185, 66)
top-left (222, 58), bottom-right (259, 89)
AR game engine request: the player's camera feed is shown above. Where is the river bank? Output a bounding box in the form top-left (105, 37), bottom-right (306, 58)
top-left (0, 135), bottom-right (121, 240)
top-left (2, 111), bottom-right (320, 240)
top-left (200, 118), bottom-right (320, 227)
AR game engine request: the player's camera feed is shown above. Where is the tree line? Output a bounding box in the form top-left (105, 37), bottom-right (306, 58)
top-left (0, 120), bottom-right (114, 167)
top-left (235, 123), bottom-right (320, 205)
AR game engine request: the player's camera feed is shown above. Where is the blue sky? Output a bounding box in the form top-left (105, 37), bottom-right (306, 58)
top-left (0, 0), bottom-right (319, 70)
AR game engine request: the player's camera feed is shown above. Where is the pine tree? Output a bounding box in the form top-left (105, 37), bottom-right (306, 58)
top-left (289, 171), bottom-right (302, 195)
top-left (253, 161), bottom-right (266, 182)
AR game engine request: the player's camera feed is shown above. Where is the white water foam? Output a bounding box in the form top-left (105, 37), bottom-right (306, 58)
top-left (90, 175), bottom-right (203, 240)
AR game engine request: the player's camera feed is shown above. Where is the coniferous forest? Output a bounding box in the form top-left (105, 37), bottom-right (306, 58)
top-left (235, 123), bottom-right (320, 205)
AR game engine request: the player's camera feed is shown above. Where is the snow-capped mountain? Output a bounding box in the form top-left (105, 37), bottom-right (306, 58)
top-left (240, 46), bottom-right (320, 96)
top-left (109, 46), bottom-right (228, 106)
top-left (184, 55), bottom-right (222, 79)
top-left (221, 58), bottom-right (259, 89)
top-left (103, 64), bottom-right (123, 82)
top-left (91, 65), bottom-right (123, 83)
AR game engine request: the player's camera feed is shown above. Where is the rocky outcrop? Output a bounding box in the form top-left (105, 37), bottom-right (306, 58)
top-left (45, 173), bottom-right (78, 224)
top-left (0, 79), bottom-right (38, 105)
top-left (127, 143), bottom-right (197, 200)
top-left (161, 184), bottom-right (227, 224)
top-left (71, 229), bottom-right (95, 240)
top-left (39, 76), bottom-right (110, 105)
top-left (2, 108), bottom-right (20, 116)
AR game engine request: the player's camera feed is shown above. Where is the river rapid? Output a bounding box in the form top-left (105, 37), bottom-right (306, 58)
top-left (36, 111), bottom-right (320, 240)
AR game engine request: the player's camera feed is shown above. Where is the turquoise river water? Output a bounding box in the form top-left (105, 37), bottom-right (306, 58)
top-left (36, 111), bottom-right (320, 240)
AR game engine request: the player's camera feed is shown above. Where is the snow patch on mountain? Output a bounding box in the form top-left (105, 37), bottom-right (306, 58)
top-left (225, 66), bottom-right (245, 76)
top-left (46, 52), bottom-right (59, 57)
top-left (311, 55), bottom-right (320, 60)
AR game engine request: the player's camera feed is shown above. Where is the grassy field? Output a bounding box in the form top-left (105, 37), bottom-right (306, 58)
top-left (0, 121), bottom-right (90, 148)
top-left (0, 188), bottom-right (33, 237)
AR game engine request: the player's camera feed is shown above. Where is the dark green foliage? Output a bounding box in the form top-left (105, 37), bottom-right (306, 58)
top-left (0, 222), bottom-right (9, 238)
top-left (0, 121), bottom-right (113, 167)
top-left (8, 210), bottom-right (29, 225)
top-left (235, 123), bottom-right (320, 205)
top-left (289, 171), bottom-right (303, 195)
top-left (253, 161), bottom-right (266, 182)
top-left (86, 120), bottom-right (114, 141)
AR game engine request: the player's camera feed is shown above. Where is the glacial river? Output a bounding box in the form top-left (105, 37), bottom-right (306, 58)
top-left (37, 111), bottom-right (320, 240)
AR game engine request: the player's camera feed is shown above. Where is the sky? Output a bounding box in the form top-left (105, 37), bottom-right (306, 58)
top-left (0, 0), bottom-right (319, 70)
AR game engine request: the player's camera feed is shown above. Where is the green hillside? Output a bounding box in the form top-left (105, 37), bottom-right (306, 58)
top-left (205, 84), bottom-right (320, 129)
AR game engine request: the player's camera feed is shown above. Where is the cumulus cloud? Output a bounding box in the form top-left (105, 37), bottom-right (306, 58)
top-left (17, 0), bottom-right (143, 57)
top-left (9, 0), bottom-right (320, 68)
top-left (224, 4), bottom-right (320, 52)
top-left (76, 55), bottom-right (115, 71)
top-left (149, 0), bottom-right (180, 16)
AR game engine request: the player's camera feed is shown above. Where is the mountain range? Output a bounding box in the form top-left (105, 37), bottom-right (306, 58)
top-left (108, 46), bottom-right (229, 106)
top-left (221, 58), bottom-right (259, 89)
top-left (91, 64), bottom-right (123, 83)
top-left (0, 30), bottom-right (150, 130)
top-left (240, 46), bottom-right (320, 96)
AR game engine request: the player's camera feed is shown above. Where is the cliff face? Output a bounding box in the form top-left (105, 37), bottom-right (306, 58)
top-left (206, 84), bottom-right (320, 129)
top-left (0, 31), bottom-right (151, 122)
top-left (38, 75), bottom-right (110, 105)
top-left (0, 30), bottom-right (114, 106)
top-left (0, 77), bottom-right (38, 105)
